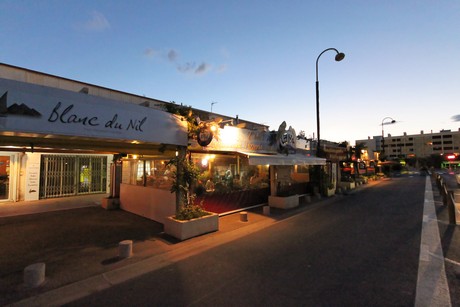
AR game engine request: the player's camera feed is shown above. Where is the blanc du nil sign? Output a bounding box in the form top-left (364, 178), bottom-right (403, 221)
top-left (0, 78), bottom-right (187, 146)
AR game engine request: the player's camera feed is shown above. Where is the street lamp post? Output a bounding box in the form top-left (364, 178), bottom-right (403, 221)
top-left (211, 101), bottom-right (218, 113)
top-left (314, 48), bottom-right (345, 196)
top-left (315, 48), bottom-right (345, 157)
top-left (380, 116), bottom-right (396, 159)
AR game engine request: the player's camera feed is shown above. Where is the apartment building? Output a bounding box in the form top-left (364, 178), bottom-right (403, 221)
top-left (356, 129), bottom-right (460, 161)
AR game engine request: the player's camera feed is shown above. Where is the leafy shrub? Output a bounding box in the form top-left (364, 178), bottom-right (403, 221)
top-left (174, 194), bottom-right (209, 221)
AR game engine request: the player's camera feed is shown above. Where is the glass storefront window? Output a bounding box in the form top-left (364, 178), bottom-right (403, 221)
top-left (122, 158), bottom-right (175, 190)
top-left (190, 153), bottom-right (269, 194)
top-left (0, 156), bottom-right (10, 200)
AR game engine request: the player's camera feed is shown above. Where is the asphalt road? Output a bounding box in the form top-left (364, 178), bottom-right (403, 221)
top-left (67, 175), bottom-right (430, 306)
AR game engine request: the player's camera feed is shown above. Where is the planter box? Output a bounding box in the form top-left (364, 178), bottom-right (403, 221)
top-left (325, 188), bottom-right (335, 197)
top-left (164, 212), bottom-right (219, 241)
top-left (339, 181), bottom-right (355, 191)
top-left (268, 195), bottom-right (299, 209)
top-left (101, 197), bottom-right (120, 210)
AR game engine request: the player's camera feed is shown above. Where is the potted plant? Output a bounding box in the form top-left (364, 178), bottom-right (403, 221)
top-left (268, 183), bottom-right (299, 209)
top-left (163, 154), bottom-right (219, 241)
top-left (318, 169), bottom-right (336, 197)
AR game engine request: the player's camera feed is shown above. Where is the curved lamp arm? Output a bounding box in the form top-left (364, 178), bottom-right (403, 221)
top-left (316, 48), bottom-right (345, 81)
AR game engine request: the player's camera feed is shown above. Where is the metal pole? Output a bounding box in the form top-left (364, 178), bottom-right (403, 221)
top-left (314, 48), bottom-right (345, 195)
top-left (316, 80), bottom-right (320, 157)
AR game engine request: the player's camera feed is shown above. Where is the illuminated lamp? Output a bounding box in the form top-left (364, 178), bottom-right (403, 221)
top-left (210, 124), bottom-right (218, 132)
top-left (447, 154), bottom-right (456, 160)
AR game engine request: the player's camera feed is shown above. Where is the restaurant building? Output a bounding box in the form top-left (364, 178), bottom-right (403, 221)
top-left (0, 63), bottom-right (187, 223)
top-left (187, 121), bottom-right (325, 213)
top-left (0, 63), bottom-right (326, 223)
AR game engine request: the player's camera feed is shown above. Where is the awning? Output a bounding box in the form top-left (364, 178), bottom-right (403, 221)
top-left (238, 152), bottom-right (326, 166)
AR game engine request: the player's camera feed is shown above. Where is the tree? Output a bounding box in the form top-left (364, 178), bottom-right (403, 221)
top-left (353, 143), bottom-right (366, 178)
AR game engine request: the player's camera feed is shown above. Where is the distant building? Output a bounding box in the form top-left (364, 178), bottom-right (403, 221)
top-left (356, 129), bottom-right (460, 161)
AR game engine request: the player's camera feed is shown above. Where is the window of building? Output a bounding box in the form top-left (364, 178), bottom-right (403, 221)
top-left (40, 155), bottom-right (107, 198)
top-left (190, 153), bottom-right (270, 193)
top-left (443, 135), bottom-right (452, 139)
top-left (122, 158), bottom-right (174, 190)
top-left (432, 135), bottom-right (442, 139)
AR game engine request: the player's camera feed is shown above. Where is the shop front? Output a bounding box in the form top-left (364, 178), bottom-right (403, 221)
top-left (0, 76), bottom-right (187, 218)
top-left (188, 122), bottom-right (326, 214)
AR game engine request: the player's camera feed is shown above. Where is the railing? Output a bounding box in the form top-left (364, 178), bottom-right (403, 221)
top-left (433, 173), bottom-right (459, 225)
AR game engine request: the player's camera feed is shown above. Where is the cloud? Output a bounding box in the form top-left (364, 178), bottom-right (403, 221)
top-left (176, 62), bottom-right (211, 75)
top-left (177, 62), bottom-right (196, 73)
top-left (195, 62), bottom-right (211, 74)
top-left (144, 47), bottom-right (224, 76)
top-left (81, 11), bottom-right (110, 31)
top-left (167, 49), bottom-right (178, 62)
top-left (144, 48), bottom-right (156, 58)
top-left (452, 114), bottom-right (460, 122)
top-left (216, 64), bottom-right (228, 73)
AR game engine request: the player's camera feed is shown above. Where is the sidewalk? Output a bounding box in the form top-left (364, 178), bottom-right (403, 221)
top-left (1, 190), bottom-right (339, 306)
top-left (429, 175), bottom-right (460, 306)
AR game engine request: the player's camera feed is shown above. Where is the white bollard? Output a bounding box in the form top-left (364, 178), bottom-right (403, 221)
top-left (263, 206), bottom-right (270, 216)
top-left (119, 240), bottom-right (133, 259)
top-left (454, 191), bottom-right (460, 203)
top-left (240, 211), bottom-right (248, 222)
top-left (454, 191), bottom-right (460, 225)
top-left (24, 262), bottom-right (45, 287)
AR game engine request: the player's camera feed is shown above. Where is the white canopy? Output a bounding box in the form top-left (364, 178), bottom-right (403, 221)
top-left (238, 152), bottom-right (326, 166)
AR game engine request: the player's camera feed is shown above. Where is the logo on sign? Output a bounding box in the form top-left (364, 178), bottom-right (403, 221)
top-left (197, 126), bottom-right (213, 147)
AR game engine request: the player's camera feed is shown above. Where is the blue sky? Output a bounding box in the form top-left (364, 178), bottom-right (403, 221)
top-left (1, 0), bottom-right (459, 144)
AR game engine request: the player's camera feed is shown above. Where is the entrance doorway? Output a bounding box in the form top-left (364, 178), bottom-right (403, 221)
top-left (39, 155), bottom-right (108, 199)
top-left (0, 156), bottom-right (10, 200)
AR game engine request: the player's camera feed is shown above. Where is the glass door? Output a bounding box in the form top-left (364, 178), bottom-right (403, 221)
top-left (0, 155), bottom-right (10, 200)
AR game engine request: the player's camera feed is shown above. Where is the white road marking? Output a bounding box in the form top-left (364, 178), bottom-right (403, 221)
top-left (415, 176), bottom-right (451, 306)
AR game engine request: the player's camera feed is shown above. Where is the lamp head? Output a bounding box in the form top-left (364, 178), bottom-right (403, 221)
top-left (335, 52), bottom-right (345, 62)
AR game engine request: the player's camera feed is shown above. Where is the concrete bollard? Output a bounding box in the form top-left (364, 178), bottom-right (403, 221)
top-left (263, 206), bottom-right (270, 216)
top-left (453, 191), bottom-right (460, 225)
top-left (119, 240), bottom-right (133, 259)
top-left (454, 191), bottom-right (460, 203)
top-left (24, 262), bottom-right (45, 287)
top-left (305, 195), bottom-right (312, 203)
top-left (240, 211), bottom-right (248, 222)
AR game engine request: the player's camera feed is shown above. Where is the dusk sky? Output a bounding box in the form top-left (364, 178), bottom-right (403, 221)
top-left (1, 0), bottom-right (459, 144)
